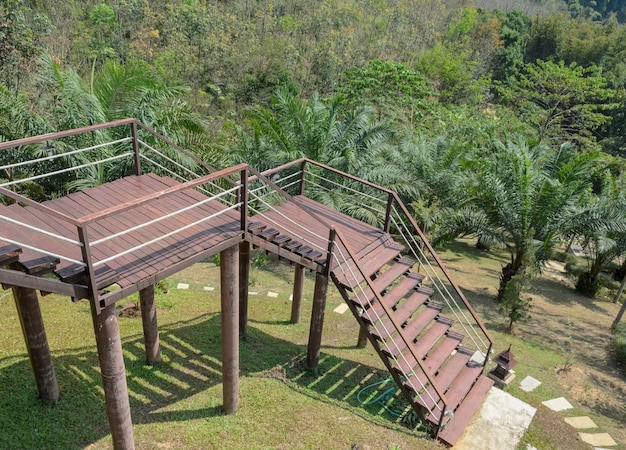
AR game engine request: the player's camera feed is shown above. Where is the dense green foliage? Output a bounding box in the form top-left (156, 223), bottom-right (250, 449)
top-left (1, 0), bottom-right (626, 303)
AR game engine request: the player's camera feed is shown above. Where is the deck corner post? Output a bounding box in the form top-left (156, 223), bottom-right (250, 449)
top-left (306, 272), bottom-right (329, 372)
top-left (221, 245), bottom-right (239, 414)
top-left (92, 303), bottom-right (134, 450)
top-left (239, 241), bottom-right (250, 339)
top-left (139, 285), bottom-right (161, 365)
top-left (290, 264), bottom-right (305, 324)
top-left (130, 121), bottom-right (141, 176)
top-left (11, 284), bottom-right (59, 404)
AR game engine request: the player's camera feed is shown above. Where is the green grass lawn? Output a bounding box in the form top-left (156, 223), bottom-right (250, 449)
top-left (1, 247), bottom-right (624, 449)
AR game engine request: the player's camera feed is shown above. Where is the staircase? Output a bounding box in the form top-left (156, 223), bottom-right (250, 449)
top-left (246, 214), bottom-right (493, 446)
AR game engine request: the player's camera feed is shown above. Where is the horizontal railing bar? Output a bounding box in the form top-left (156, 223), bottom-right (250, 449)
top-left (0, 152), bottom-right (132, 188)
top-left (0, 235), bottom-right (85, 266)
top-left (79, 163), bottom-right (248, 225)
top-left (0, 215), bottom-right (82, 246)
top-left (0, 186), bottom-right (80, 226)
top-left (93, 202), bottom-right (242, 267)
top-left (0, 118), bottom-right (136, 151)
top-left (305, 171), bottom-right (388, 206)
top-left (0, 137), bottom-right (132, 172)
top-left (90, 185), bottom-right (240, 247)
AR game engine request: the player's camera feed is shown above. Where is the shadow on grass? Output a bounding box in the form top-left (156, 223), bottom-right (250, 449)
top-left (0, 313), bottom-right (418, 449)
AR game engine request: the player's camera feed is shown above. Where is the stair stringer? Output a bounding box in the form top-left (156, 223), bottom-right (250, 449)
top-left (328, 266), bottom-right (454, 438)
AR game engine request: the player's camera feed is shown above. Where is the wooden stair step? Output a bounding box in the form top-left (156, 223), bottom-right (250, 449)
top-left (423, 332), bottom-right (464, 374)
top-left (414, 317), bottom-right (454, 359)
top-left (272, 235), bottom-right (291, 246)
top-left (437, 376), bottom-right (494, 446)
top-left (54, 263), bottom-right (86, 283)
top-left (18, 255), bottom-right (61, 276)
top-left (371, 257), bottom-right (415, 292)
top-left (0, 244), bottom-right (22, 266)
top-left (334, 240), bottom-right (404, 289)
top-left (420, 361), bottom-right (485, 422)
top-left (401, 301), bottom-right (443, 340)
top-left (247, 221), bottom-right (266, 234)
top-left (295, 245), bottom-right (314, 257)
top-left (431, 346), bottom-right (475, 392)
top-left (258, 228), bottom-right (280, 240)
top-left (304, 249), bottom-right (324, 261)
top-left (361, 272), bottom-right (425, 324)
top-left (393, 286), bottom-right (434, 325)
top-left (283, 240), bottom-right (302, 252)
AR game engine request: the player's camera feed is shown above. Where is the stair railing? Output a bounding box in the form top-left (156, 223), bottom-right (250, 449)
top-left (328, 230), bottom-right (451, 433)
top-left (261, 158), bottom-right (494, 363)
top-left (245, 167), bottom-right (451, 432)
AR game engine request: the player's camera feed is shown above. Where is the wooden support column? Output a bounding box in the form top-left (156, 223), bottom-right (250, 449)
top-left (239, 241), bottom-right (250, 339)
top-left (356, 325), bottom-right (369, 348)
top-left (306, 272), bottom-right (329, 372)
top-left (11, 284), bottom-right (59, 404)
top-left (139, 285), bottom-right (160, 365)
top-left (290, 264), bottom-right (305, 324)
top-left (92, 303), bottom-right (134, 450)
top-left (221, 245), bottom-right (239, 414)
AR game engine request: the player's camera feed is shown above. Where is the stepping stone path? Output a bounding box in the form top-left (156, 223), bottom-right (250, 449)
top-left (564, 416), bottom-right (597, 429)
top-left (519, 375), bottom-right (541, 392)
top-left (203, 286), bottom-right (215, 291)
top-left (524, 377), bottom-right (618, 448)
top-left (176, 283), bottom-right (189, 290)
top-left (266, 291), bottom-right (278, 298)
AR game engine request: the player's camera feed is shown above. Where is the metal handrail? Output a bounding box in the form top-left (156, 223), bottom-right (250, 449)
top-left (328, 230), bottom-right (450, 425)
top-left (262, 157), bottom-right (494, 358)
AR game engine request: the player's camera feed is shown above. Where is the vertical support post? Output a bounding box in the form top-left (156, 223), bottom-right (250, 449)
top-left (10, 282), bottom-right (59, 404)
top-left (290, 264), bottom-right (305, 324)
top-left (139, 285), bottom-right (161, 365)
top-left (306, 272), bottom-right (329, 372)
top-left (356, 325), bottom-right (369, 348)
top-left (130, 121), bottom-right (141, 176)
top-left (383, 192), bottom-right (394, 234)
top-left (92, 303), bottom-right (134, 450)
top-left (239, 241), bottom-right (250, 339)
top-left (220, 245), bottom-right (239, 414)
top-left (298, 160), bottom-right (307, 196)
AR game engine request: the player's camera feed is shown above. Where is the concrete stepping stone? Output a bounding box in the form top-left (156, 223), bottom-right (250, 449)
top-left (564, 416), bottom-right (598, 429)
top-left (578, 433), bottom-right (617, 447)
top-left (541, 397), bottom-right (573, 412)
top-left (289, 294), bottom-right (293, 301)
top-left (333, 303), bottom-right (349, 314)
top-left (267, 291), bottom-right (278, 298)
top-left (177, 283), bottom-right (189, 290)
top-left (249, 291), bottom-right (258, 295)
top-left (519, 375), bottom-right (541, 392)
top-left (203, 286), bottom-right (215, 291)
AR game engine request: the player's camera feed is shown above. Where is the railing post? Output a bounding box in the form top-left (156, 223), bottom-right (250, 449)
top-left (383, 192), bottom-right (394, 233)
top-left (298, 160), bottom-right (307, 196)
top-left (324, 228), bottom-right (336, 277)
top-left (131, 121), bottom-right (141, 176)
top-left (240, 167), bottom-right (248, 232)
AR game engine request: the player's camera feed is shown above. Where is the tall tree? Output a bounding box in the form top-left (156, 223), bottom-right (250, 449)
top-left (498, 60), bottom-right (617, 149)
top-left (434, 136), bottom-right (605, 300)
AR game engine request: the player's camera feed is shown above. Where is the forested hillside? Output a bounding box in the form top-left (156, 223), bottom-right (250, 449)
top-left (1, 0), bottom-right (626, 308)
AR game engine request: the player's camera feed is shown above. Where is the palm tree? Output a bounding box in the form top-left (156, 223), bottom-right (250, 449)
top-left (434, 135), bottom-right (605, 300)
top-left (238, 89), bottom-right (420, 224)
top-left (570, 174), bottom-right (626, 296)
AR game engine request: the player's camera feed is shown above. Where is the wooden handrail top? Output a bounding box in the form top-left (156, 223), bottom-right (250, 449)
top-left (0, 118), bottom-right (137, 151)
top-left (78, 163), bottom-right (248, 225)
